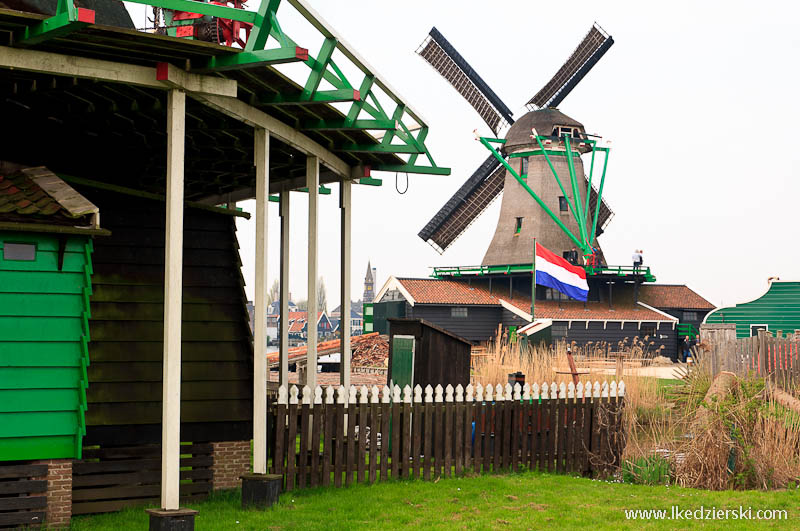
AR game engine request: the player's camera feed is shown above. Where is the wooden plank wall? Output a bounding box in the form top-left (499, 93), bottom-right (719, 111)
top-left (82, 191), bottom-right (254, 446)
top-left (0, 233), bottom-right (92, 461)
top-left (71, 443), bottom-right (211, 515)
top-left (0, 463), bottom-right (48, 528)
top-left (270, 381), bottom-right (625, 491)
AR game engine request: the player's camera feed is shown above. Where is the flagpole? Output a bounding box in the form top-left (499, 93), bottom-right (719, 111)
top-left (531, 239), bottom-right (536, 321)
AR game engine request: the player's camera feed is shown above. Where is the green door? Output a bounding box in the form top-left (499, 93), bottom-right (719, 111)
top-left (391, 335), bottom-right (415, 388)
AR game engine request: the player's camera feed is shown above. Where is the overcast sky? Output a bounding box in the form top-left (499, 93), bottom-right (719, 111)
top-left (126, 0), bottom-right (799, 311)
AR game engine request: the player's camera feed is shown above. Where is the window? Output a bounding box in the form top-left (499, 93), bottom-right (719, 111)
top-left (3, 242), bottom-right (36, 261)
top-left (451, 307), bottom-right (468, 318)
top-left (640, 325), bottom-right (657, 338)
top-left (750, 324), bottom-right (768, 337)
top-left (558, 196), bottom-right (569, 212)
top-left (683, 311), bottom-right (698, 321)
top-left (514, 217), bottom-right (523, 235)
top-left (521, 157), bottom-right (529, 177)
top-left (552, 323), bottom-right (568, 338)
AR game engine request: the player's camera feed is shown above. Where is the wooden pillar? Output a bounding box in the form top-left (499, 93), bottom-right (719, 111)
top-left (340, 178), bottom-right (352, 388)
top-left (252, 127), bottom-right (269, 475)
top-left (279, 190), bottom-right (290, 386)
top-left (306, 156), bottom-right (319, 388)
top-left (161, 89), bottom-right (185, 511)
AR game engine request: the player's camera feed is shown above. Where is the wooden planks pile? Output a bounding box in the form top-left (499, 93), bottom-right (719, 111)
top-left (71, 444), bottom-right (212, 515)
top-left (270, 381), bottom-right (625, 490)
top-left (0, 463), bottom-right (47, 528)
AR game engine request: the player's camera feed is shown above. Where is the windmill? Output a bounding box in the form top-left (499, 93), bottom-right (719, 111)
top-left (417, 24), bottom-right (615, 267)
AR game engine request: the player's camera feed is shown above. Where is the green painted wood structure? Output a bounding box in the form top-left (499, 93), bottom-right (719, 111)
top-left (0, 232), bottom-right (93, 460)
top-left (704, 281), bottom-right (800, 338)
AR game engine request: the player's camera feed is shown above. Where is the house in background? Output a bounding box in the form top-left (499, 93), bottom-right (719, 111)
top-left (285, 311), bottom-right (334, 343)
top-left (704, 280), bottom-right (800, 338)
top-left (330, 307), bottom-right (364, 337)
top-left (374, 276), bottom-right (715, 359)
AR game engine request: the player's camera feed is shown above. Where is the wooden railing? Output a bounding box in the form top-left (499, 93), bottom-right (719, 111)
top-left (270, 381), bottom-right (625, 490)
top-left (704, 333), bottom-right (800, 390)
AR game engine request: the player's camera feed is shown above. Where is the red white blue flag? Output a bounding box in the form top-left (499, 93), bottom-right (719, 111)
top-left (535, 242), bottom-right (589, 301)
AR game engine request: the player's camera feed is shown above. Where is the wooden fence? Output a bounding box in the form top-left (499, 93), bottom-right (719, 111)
top-left (71, 443), bottom-right (212, 515)
top-left (270, 381), bottom-right (625, 491)
top-left (705, 333), bottom-right (800, 389)
top-left (0, 463), bottom-right (47, 528)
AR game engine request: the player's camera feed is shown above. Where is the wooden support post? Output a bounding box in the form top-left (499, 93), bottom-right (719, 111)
top-left (615, 352), bottom-right (624, 383)
top-left (253, 127), bottom-right (270, 475)
top-left (340, 178), bottom-right (352, 389)
top-left (306, 156), bottom-right (319, 388)
top-left (279, 191), bottom-right (290, 386)
top-left (161, 89), bottom-right (185, 511)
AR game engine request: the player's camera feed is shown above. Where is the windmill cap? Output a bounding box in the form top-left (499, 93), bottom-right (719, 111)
top-left (504, 108), bottom-right (586, 153)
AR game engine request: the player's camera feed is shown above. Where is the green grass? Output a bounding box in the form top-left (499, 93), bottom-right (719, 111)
top-left (70, 472), bottom-right (800, 530)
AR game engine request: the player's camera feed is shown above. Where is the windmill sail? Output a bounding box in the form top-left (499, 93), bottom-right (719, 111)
top-left (417, 27), bottom-right (515, 135)
top-left (585, 177), bottom-right (614, 236)
top-left (418, 155), bottom-right (505, 253)
top-left (526, 24), bottom-right (614, 110)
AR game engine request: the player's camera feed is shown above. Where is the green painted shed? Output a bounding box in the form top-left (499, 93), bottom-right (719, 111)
top-left (0, 167), bottom-right (108, 461)
top-left (704, 280), bottom-right (800, 338)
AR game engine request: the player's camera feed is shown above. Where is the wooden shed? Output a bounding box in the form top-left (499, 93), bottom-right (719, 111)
top-left (387, 318), bottom-right (471, 389)
top-left (0, 168), bottom-right (107, 461)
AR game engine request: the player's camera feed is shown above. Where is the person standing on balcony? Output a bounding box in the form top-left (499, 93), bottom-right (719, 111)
top-left (632, 249), bottom-right (642, 274)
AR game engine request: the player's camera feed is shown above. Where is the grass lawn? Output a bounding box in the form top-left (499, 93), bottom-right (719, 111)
top-left (71, 472), bottom-right (799, 530)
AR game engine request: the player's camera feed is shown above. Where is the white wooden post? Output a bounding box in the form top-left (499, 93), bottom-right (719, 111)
top-left (252, 127), bottom-right (269, 475)
top-left (279, 190), bottom-right (290, 385)
top-left (340, 178), bottom-right (351, 388)
top-left (306, 156), bottom-right (319, 388)
top-left (161, 89), bottom-right (185, 511)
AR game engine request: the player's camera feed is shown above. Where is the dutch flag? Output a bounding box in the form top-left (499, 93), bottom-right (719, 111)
top-left (535, 243), bottom-right (589, 301)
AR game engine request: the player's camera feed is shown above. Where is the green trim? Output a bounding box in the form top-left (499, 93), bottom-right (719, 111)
top-left (431, 263), bottom-right (656, 282)
top-left (260, 89), bottom-right (359, 106)
top-left (508, 149), bottom-right (582, 158)
top-left (338, 144), bottom-right (424, 154)
top-left (589, 147), bottom-right (611, 245)
top-left (358, 177), bottom-right (383, 186)
top-left (244, 0), bottom-right (281, 51)
top-left (301, 119), bottom-right (396, 131)
top-left (372, 165), bottom-right (451, 176)
top-left (199, 47), bottom-right (305, 73)
top-left (302, 38), bottom-right (337, 100)
top-left (126, 0), bottom-right (258, 24)
top-left (17, 7), bottom-right (91, 47)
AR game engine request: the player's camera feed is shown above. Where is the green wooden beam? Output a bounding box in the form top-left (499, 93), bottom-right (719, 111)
top-left (344, 76), bottom-right (375, 126)
top-left (372, 164), bottom-right (451, 175)
top-left (301, 119), bottom-right (396, 131)
top-left (17, 0), bottom-right (94, 47)
top-left (196, 47), bottom-right (308, 73)
top-left (260, 88), bottom-right (359, 106)
top-left (358, 177), bottom-right (383, 186)
top-left (125, 0), bottom-right (258, 24)
top-left (245, 0), bottom-right (281, 51)
top-left (302, 38), bottom-right (338, 100)
top-left (337, 143), bottom-right (423, 154)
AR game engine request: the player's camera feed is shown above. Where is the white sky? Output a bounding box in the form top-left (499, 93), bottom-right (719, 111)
top-left (126, 0), bottom-right (800, 311)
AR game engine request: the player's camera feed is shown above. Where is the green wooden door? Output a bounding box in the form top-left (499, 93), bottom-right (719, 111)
top-left (391, 335), bottom-right (415, 388)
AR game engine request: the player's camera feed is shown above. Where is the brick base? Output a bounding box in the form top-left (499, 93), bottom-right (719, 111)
top-left (211, 441), bottom-right (251, 490)
top-left (33, 459), bottom-right (72, 529)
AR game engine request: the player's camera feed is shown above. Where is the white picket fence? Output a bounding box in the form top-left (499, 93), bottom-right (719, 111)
top-left (276, 380), bottom-right (625, 406)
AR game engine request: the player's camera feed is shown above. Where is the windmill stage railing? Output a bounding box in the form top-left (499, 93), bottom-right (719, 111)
top-left (269, 381), bottom-right (626, 491)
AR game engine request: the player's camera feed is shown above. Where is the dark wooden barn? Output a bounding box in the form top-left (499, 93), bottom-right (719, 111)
top-left (387, 318), bottom-right (471, 389)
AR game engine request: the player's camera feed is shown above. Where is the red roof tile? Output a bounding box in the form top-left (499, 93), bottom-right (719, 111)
top-left (504, 298), bottom-right (676, 321)
top-left (639, 285), bottom-right (715, 310)
top-left (397, 278), bottom-right (500, 305)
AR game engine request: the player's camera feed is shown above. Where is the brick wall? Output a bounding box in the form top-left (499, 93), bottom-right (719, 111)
top-left (211, 441), bottom-right (251, 490)
top-left (33, 459), bottom-right (72, 529)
